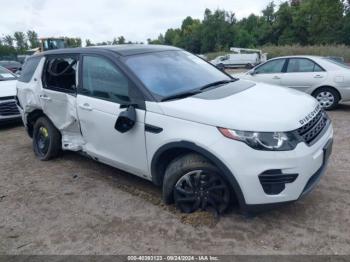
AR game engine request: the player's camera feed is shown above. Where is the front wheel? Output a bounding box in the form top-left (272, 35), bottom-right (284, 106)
top-left (33, 117), bottom-right (61, 161)
top-left (313, 87), bottom-right (340, 110)
top-left (163, 154), bottom-right (232, 214)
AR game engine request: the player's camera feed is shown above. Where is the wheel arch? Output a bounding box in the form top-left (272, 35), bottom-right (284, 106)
top-left (26, 109), bottom-right (46, 137)
top-left (311, 85), bottom-right (342, 100)
top-left (150, 141), bottom-right (246, 209)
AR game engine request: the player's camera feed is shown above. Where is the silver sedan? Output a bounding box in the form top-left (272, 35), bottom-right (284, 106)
top-left (241, 56), bottom-right (350, 110)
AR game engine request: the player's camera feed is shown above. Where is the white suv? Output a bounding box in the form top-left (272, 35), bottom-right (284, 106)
top-left (16, 45), bottom-right (333, 214)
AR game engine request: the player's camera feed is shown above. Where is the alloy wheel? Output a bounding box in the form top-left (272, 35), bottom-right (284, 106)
top-left (174, 170), bottom-right (230, 214)
top-left (316, 91), bottom-right (335, 109)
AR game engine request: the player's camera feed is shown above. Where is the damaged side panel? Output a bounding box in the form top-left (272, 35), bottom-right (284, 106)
top-left (17, 56), bottom-right (85, 151)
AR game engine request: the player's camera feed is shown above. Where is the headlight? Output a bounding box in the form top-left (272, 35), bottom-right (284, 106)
top-left (218, 128), bottom-right (300, 151)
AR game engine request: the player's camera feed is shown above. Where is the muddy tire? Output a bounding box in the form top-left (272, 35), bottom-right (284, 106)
top-left (162, 154), bottom-right (231, 214)
top-left (33, 117), bottom-right (61, 161)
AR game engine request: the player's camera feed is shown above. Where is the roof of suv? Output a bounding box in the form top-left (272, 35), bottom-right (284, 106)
top-left (38, 44), bottom-right (181, 57)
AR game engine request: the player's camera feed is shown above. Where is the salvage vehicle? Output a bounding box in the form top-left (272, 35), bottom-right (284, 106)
top-left (0, 66), bottom-right (21, 124)
top-left (241, 56), bottom-right (350, 110)
top-left (16, 45), bottom-right (333, 214)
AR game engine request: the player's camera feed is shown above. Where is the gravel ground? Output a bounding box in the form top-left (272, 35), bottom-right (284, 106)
top-left (0, 104), bottom-right (349, 255)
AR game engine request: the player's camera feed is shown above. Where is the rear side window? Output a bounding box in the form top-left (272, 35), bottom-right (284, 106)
top-left (255, 59), bottom-right (286, 74)
top-left (18, 57), bottom-right (41, 83)
top-left (43, 55), bottom-right (78, 93)
top-left (287, 58), bottom-right (324, 73)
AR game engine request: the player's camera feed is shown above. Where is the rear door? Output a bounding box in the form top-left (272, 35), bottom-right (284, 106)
top-left (40, 55), bottom-right (82, 147)
top-left (250, 58), bottom-right (287, 85)
top-left (280, 58), bottom-right (328, 92)
top-left (76, 54), bottom-right (148, 177)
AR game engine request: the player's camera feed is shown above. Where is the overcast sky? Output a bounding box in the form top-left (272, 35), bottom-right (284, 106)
top-left (0, 0), bottom-right (275, 44)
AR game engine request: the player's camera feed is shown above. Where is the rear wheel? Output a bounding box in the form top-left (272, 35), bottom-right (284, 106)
top-left (245, 63), bottom-right (253, 69)
top-left (163, 154), bottom-right (231, 214)
top-left (313, 87), bottom-right (340, 110)
top-left (33, 117), bottom-right (61, 161)
top-left (217, 63), bottom-right (225, 71)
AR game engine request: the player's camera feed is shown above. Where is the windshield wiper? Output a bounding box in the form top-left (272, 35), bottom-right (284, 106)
top-left (161, 90), bottom-right (202, 102)
top-left (160, 79), bottom-right (236, 102)
top-left (199, 79), bottom-right (235, 91)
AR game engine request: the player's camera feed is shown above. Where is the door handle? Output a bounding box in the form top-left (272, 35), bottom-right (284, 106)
top-left (79, 103), bottom-right (93, 111)
top-left (273, 76), bottom-right (281, 80)
top-left (39, 95), bottom-right (51, 101)
top-left (314, 75), bottom-right (324, 78)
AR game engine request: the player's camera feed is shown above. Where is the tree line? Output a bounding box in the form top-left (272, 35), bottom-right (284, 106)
top-left (148, 0), bottom-right (350, 54)
top-left (0, 30), bottom-right (83, 58)
top-left (0, 29), bottom-right (139, 59)
top-left (2, 0), bottom-right (350, 59)
top-left (85, 36), bottom-right (143, 46)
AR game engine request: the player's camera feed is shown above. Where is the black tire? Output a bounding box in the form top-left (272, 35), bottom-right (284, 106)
top-left (33, 117), bottom-right (61, 161)
top-left (217, 63), bottom-right (225, 71)
top-left (245, 63), bottom-right (253, 69)
top-left (162, 153), bottom-right (232, 214)
top-left (312, 87), bottom-right (340, 110)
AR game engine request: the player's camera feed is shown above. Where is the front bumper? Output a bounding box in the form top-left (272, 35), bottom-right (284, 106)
top-left (0, 98), bottom-right (21, 123)
top-left (210, 122), bottom-right (334, 206)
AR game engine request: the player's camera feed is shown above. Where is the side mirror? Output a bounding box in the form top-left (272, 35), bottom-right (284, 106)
top-left (115, 105), bottom-right (136, 133)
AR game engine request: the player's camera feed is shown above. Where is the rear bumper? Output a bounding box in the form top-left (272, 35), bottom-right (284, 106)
top-left (338, 86), bottom-right (350, 102)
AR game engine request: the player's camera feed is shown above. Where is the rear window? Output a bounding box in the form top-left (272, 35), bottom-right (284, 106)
top-left (18, 57), bottom-right (41, 83)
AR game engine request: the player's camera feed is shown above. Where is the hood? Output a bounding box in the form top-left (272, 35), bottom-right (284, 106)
top-left (0, 80), bottom-right (17, 98)
top-left (158, 80), bottom-right (320, 132)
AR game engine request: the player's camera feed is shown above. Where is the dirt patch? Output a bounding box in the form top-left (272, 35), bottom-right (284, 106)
top-left (180, 212), bottom-right (219, 228)
top-left (0, 103), bottom-right (350, 255)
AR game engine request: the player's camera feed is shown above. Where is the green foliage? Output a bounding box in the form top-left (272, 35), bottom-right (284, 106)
top-left (206, 44), bottom-right (350, 62)
top-left (27, 30), bottom-right (39, 49)
top-left (64, 37), bottom-right (82, 48)
top-left (148, 0), bottom-right (350, 54)
top-left (263, 44), bottom-right (350, 61)
top-left (85, 39), bottom-right (93, 46)
top-left (13, 32), bottom-right (28, 52)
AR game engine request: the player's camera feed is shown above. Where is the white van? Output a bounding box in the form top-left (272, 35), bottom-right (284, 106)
top-left (211, 48), bottom-right (267, 69)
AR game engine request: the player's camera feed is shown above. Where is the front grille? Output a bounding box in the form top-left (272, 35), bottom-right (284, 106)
top-left (259, 170), bottom-right (299, 195)
top-left (0, 96), bottom-right (15, 101)
top-left (0, 100), bottom-right (20, 116)
top-left (297, 110), bottom-right (328, 144)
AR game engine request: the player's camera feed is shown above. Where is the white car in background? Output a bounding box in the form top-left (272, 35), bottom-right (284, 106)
top-left (0, 66), bottom-right (21, 124)
top-left (241, 56), bottom-right (350, 110)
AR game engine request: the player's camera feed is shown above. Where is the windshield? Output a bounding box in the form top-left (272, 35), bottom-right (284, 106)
top-left (323, 57), bottom-right (350, 69)
top-left (123, 50), bottom-right (232, 99)
top-left (0, 67), bottom-right (16, 81)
